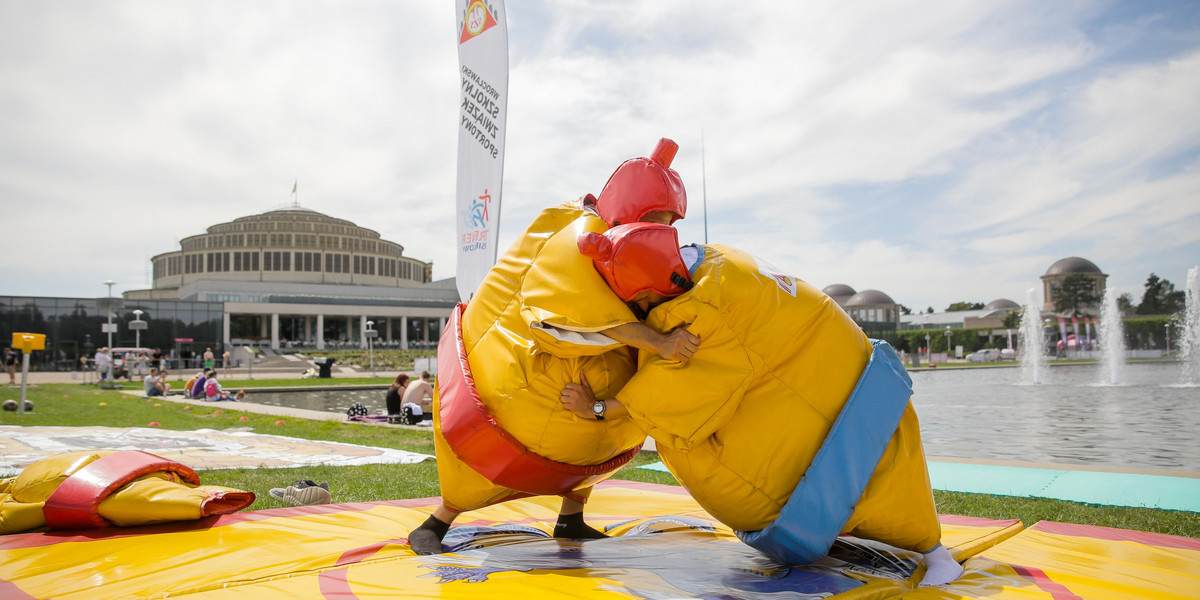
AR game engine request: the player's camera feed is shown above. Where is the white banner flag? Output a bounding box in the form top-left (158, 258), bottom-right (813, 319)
top-left (454, 0), bottom-right (508, 301)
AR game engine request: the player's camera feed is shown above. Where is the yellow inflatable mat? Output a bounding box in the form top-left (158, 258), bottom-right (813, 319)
top-left (1, 481), bottom-right (1195, 599)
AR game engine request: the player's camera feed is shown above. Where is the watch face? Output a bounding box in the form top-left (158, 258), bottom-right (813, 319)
top-left (592, 400), bottom-right (605, 416)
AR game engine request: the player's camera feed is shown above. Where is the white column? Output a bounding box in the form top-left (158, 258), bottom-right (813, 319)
top-left (222, 312), bottom-right (231, 348)
top-left (270, 313), bottom-right (280, 350)
top-left (304, 316), bottom-right (311, 345)
top-left (360, 315), bottom-right (368, 348)
top-left (401, 316), bottom-right (408, 350)
top-left (440, 317), bottom-right (447, 341)
top-left (385, 317), bottom-right (393, 344)
top-left (316, 314), bottom-right (325, 350)
top-left (346, 316), bottom-right (353, 344)
top-left (260, 315), bottom-right (268, 338)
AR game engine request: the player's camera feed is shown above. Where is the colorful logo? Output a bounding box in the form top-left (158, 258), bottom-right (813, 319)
top-left (461, 188), bottom-right (492, 251)
top-left (755, 257), bottom-right (797, 297)
top-left (459, 1), bottom-right (498, 45)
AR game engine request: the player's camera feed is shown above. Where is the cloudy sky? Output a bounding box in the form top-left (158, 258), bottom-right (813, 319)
top-left (2, 0), bottom-right (1198, 312)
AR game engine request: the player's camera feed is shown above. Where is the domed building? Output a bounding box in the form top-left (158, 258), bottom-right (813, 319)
top-left (821, 284), bottom-right (857, 307)
top-left (1040, 257), bottom-right (1107, 315)
top-left (126, 206), bottom-right (459, 352)
top-left (842, 288), bottom-right (900, 341)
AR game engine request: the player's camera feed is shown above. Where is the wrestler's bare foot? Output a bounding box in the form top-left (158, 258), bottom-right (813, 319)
top-left (919, 544), bottom-right (963, 586)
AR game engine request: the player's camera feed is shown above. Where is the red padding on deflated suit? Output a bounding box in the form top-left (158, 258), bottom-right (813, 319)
top-left (42, 450), bottom-right (201, 530)
top-left (437, 303), bottom-right (641, 496)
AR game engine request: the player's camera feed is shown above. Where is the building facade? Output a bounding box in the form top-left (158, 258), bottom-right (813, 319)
top-left (127, 207), bottom-right (460, 352)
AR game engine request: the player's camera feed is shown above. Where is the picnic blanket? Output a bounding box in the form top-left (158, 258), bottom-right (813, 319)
top-left (0, 425), bottom-right (433, 477)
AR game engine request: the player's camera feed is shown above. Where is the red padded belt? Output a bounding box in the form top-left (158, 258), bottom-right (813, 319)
top-left (43, 450), bottom-right (201, 529)
top-left (438, 303), bottom-right (641, 496)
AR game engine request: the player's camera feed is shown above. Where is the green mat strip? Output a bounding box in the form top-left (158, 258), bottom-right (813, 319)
top-left (635, 460), bottom-right (1200, 512)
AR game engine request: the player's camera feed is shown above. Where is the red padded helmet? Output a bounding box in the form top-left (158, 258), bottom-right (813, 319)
top-left (594, 138), bottom-right (687, 226)
top-left (578, 223), bottom-right (693, 302)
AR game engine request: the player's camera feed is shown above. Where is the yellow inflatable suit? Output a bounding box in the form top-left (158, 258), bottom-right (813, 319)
top-left (432, 138), bottom-right (688, 517)
top-left (0, 449), bottom-right (255, 535)
top-left (433, 199), bottom-right (648, 512)
top-left (599, 240), bottom-right (941, 554)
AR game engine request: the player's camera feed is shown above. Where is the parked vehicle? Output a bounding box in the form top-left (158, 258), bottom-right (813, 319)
top-left (966, 348), bottom-right (1001, 362)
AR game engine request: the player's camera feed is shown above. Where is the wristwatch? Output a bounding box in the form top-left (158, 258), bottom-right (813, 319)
top-left (592, 399), bottom-right (606, 421)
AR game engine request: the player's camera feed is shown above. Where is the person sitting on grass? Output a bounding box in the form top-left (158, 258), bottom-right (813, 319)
top-left (191, 369), bottom-right (211, 399)
top-left (143, 368), bottom-right (170, 397)
top-left (204, 371), bottom-right (231, 401)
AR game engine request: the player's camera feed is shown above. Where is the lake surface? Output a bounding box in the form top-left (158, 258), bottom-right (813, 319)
top-left (910, 362), bottom-right (1200, 472)
top-left (246, 388), bottom-right (390, 415)
top-left (246, 362), bottom-right (1199, 472)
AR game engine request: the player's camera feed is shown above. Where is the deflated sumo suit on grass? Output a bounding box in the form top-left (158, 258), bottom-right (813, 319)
top-left (0, 449), bottom-right (254, 535)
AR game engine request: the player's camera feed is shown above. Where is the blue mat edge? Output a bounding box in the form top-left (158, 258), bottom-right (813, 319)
top-left (635, 460), bottom-right (1200, 512)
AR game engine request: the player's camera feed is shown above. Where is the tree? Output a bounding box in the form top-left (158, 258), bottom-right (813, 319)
top-left (1002, 309), bottom-right (1023, 329)
top-left (899, 304), bottom-right (912, 316)
top-left (926, 307), bottom-right (934, 314)
top-left (1137, 273), bottom-right (1186, 315)
top-left (946, 301), bottom-right (984, 312)
top-left (1052, 274), bottom-right (1100, 317)
top-left (1117, 293), bottom-right (1134, 311)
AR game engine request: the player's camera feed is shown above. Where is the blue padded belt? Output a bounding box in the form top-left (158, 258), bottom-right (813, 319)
top-left (736, 339), bottom-right (912, 564)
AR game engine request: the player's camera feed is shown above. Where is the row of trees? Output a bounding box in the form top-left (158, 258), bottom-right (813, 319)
top-left (901, 273), bottom-right (1189, 319)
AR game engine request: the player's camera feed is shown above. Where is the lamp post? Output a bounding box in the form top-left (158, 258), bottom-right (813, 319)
top-left (130, 309), bottom-right (147, 348)
top-left (944, 326), bottom-right (953, 359)
top-left (103, 280), bottom-right (115, 349)
top-left (365, 320), bottom-right (379, 377)
top-left (924, 332), bottom-right (931, 359)
top-left (101, 280), bottom-right (117, 384)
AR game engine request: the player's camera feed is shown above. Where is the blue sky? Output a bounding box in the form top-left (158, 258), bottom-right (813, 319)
top-left (1, 0), bottom-right (1197, 312)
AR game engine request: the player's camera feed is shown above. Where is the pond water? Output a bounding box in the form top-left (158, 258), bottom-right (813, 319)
top-left (246, 388), bottom-right (390, 416)
top-left (910, 362), bottom-right (1200, 472)
top-left (246, 362), bottom-right (1199, 472)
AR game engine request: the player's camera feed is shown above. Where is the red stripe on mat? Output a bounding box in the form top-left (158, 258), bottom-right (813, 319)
top-left (1031, 521), bottom-right (1200, 551)
top-left (1011, 565), bottom-right (1084, 600)
top-left (318, 567), bottom-right (358, 599)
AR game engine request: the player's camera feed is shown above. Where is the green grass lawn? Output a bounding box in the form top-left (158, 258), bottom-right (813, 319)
top-left (5, 382), bottom-right (1198, 538)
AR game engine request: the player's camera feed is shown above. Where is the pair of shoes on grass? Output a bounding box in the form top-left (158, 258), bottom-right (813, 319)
top-left (268, 479), bottom-right (332, 506)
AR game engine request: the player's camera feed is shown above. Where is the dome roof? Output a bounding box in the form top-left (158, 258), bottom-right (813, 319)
top-left (1045, 257), bottom-right (1102, 276)
top-left (984, 298), bottom-right (1020, 310)
top-left (822, 284), bottom-right (857, 298)
top-left (845, 289), bottom-right (896, 306)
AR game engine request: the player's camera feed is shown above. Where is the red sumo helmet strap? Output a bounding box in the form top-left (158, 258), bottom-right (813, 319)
top-left (594, 138), bottom-right (687, 227)
top-left (578, 223), bottom-right (694, 302)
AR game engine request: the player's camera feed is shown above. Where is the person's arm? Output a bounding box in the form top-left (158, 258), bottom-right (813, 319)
top-left (560, 371), bottom-right (628, 420)
top-left (603, 322), bottom-right (699, 362)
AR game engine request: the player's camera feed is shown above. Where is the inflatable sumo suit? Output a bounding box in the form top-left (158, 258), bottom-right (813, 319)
top-left (434, 139), bottom-right (686, 512)
top-left (0, 450), bottom-right (255, 535)
top-left (583, 226), bottom-right (941, 564)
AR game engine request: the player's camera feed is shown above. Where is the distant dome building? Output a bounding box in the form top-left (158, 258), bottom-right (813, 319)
top-left (822, 284), bottom-right (857, 306)
top-left (842, 289), bottom-right (899, 341)
top-left (149, 207), bottom-right (432, 293)
top-left (984, 298), bottom-right (1020, 311)
top-left (127, 206), bottom-right (458, 352)
top-left (1040, 257), bottom-right (1107, 314)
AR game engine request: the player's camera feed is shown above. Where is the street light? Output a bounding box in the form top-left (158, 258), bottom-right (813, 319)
top-left (365, 320), bottom-right (379, 377)
top-left (944, 326), bottom-right (953, 359)
top-left (924, 332), bottom-right (931, 358)
top-left (100, 280), bottom-right (118, 384)
top-left (129, 309), bottom-right (147, 348)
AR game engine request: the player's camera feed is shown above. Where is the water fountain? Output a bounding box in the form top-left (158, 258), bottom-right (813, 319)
top-left (1179, 265), bottom-right (1200, 386)
top-left (1019, 287), bottom-right (1045, 384)
top-left (1098, 286), bottom-right (1125, 385)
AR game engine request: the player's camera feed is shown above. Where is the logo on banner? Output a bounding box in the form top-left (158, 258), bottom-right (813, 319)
top-left (459, 0), bottom-right (499, 44)
top-left (461, 188), bottom-right (492, 252)
top-left (754, 256), bottom-right (797, 297)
